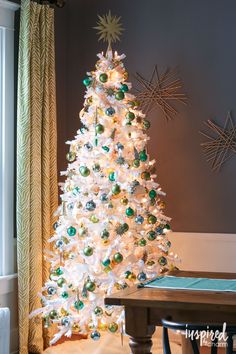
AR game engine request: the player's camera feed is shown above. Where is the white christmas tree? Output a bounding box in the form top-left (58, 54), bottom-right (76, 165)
top-left (31, 12), bottom-right (178, 344)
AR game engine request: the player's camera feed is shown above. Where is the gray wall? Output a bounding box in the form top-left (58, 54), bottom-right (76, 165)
top-left (55, 0), bottom-right (236, 233)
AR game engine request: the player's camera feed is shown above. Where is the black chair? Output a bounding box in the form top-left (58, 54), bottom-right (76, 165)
top-left (162, 318), bottom-right (236, 354)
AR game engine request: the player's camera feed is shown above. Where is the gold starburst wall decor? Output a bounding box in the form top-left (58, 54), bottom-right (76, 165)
top-left (135, 66), bottom-right (187, 121)
top-left (94, 11), bottom-right (124, 49)
top-left (200, 111), bottom-right (236, 172)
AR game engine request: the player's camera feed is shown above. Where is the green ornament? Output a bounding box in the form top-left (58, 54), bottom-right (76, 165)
top-left (147, 230), bottom-right (157, 241)
top-left (138, 238), bottom-right (147, 247)
top-left (61, 291), bottom-right (69, 299)
top-left (93, 163), bottom-right (101, 172)
top-left (90, 215), bottom-right (99, 223)
top-left (102, 258), bottom-right (111, 267)
top-left (83, 246), bottom-right (93, 256)
top-left (148, 214), bottom-right (157, 224)
top-left (94, 306), bottom-right (103, 316)
top-left (139, 150), bottom-right (148, 162)
top-left (125, 270), bottom-right (132, 278)
top-left (95, 124), bottom-right (105, 134)
top-left (99, 73), bottom-right (108, 83)
top-left (142, 119), bottom-right (151, 130)
top-left (141, 171), bottom-right (151, 180)
top-left (158, 256), bottom-right (167, 266)
top-left (115, 91), bottom-right (125, 100)
top-left (112, 184), bottom-right (121, 195)
top-left (116, 223), bottom-right (129, 235)
top-left (67, 226), bottom-right (76, 236)
top-left (109, 172), bottom-right (116, 181)
top-left (126, 207), bottom-right (134, 217)
top-left (66, 151), bottom-right (76, 162)
top-left (165, 224), bottom-right (171, 230)
top-left (83, 77), bottom-right (92, 86)
top-left (74, 300), bottom-right (84, 310)
top-left (149, 190), bottom-right (157, 199)
top-left (101, 229), bottom-right (110, 239)
top-left (57, 278), bottom-right (66, 287)
top-left (85, 281), bottom-right (96, 292)
top-left (79, 166), bottom-right (90, 177)
top-left (102, 146), bottom-right (110, 152)
top-left (108, 322), bottom-right (118, 333)
top-left (133, 159), bottom-right (140, 168)
top-left (126, 111), bottom-right (135, 121)
top-left (113, 252), bottom-right (123, 264)
top-left (56, 267), bottom-right (63, 276)
top-left (125, 120), bottom-right (132, 126)
top-left (120, 83), bottom-right (129, 92)
top-left (49, 310), bottom-right (58, 319)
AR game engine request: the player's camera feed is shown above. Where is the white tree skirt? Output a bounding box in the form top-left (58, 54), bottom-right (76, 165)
top-left (44, 328), bottom-right (182, 354)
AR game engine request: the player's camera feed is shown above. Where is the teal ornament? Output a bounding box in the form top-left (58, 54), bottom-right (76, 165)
top-left (79, 166), bottom-right (90, 177)
top-left (102, 258), bottom-right (111, 267)
top-left (126, 207), bottom-right (134, 217)
top-left (139, 150), bottom-right (147, 162)
top-left (120, 83), bottom-right (129, 92)
top-left (100, 193), bottom-right (108, 202)
top-left (74, 300), bottom-right (84, 310)
top-left (135, 215), bottom-right (144, 224)
top-left (95, 124), bottom-right (105, 134)
top-left (61, 291), bottom-right (69, 299)
top-left (125, 270), bottom-right (132, 278)
top-left (67, 226), bottom-right (76, 236)
top-left (102, 146), bottom-right (110, 152)
top-left (83, 77), bottom-right (92, 86)
top-left (137, 272), bottom-right (147, 281)
top-left (109, 172), bottom-right (116, 181)
top-left (149, 190), bottom-right (157, 199)
top-left (147, 230), bottom-right (157, 241)
top-left (99, 73), bottom-right (108, 83)
top-left (56, 267), bottom-right (63, 276)
top-left (85, 200), bottom-right (96, 211)
top-left (115, 91), bottom-right (125, 100)
top-left (91, 330), bottom-right (101, 341)
top-left (106, 107), bottom-right (115, 116)
top-left (72, 186), bottom-right (80, 195)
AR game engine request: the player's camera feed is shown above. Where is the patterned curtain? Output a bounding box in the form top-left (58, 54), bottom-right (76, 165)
top-left (17, 1), bottom-right (58, 353)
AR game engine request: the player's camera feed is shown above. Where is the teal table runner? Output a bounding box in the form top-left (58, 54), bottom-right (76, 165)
top-left (143, 276), bottom-right (236, 292)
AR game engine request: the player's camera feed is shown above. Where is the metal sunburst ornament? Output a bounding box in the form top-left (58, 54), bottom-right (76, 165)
top-left (94, 11), bottom-right (124, 50)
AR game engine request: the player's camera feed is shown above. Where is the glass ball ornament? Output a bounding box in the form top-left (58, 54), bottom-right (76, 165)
top-left (128, 273), bottom-right (136, 281)
top-left (55, 239), bottom-right (64, 248)
top-left (158, 256), bottom-right (167, 266)
top-left (83, 246), bottom-right (93, 256)
top-left (83, 77), bottom-right (92, 86)
top-left (56, 267), bottom-right (63, 275)
top-left (79, 166), bottom-right (90, 177)
top-left (156, 226), bottom-right (164, 235)
top-left (102, 258), bottom-right (111, 267)
top-left (124, 270), bottom-right (132, 278)
top-left (120, 197), bottom-right (128, 205)
top-left (148, 214), bottom-right (157, 224)
top-left (135, 215), bottom-right (144, 224)
top-left (74, 300), bottom-right (84, 310)
top-left (94, 306), bottom-right (103, 316)
top-left (108, 322), bottom-right (118, 333)
top-left (116, 142), bottom-right (124, 150)
top-left (85, 280), bottom-right (96, 292)
top-left (112, 184), bottom-right (121, 195)
top-left (95, 124), bottom-right (105, 134)
top-left (61, 291), bottom-right (69, 299)
top-left (147, 230), bottom-right (157, 241)
top-left (101, 229), bottom-right (109, 239)
top-left (109, 172), bottom-right (116, 181)
top-left (138, 238), bottom-right (147, 247)
top-left (91, 330), bottom-right (101, 341)
top-left (133, 159), bottom-right (140, 168)
top-left (120, 83), bottom-right (129, 92)
top-left (90, 215), bottom-right (99, 223)
top-left (99, 73), bottom-right (108, 83)
top-left (139, 150), bottom-right (148, 162)
top-left (85, 200), bottom-right (96, 211)
top-left (47, 286), bottom-right (57, 295)
top-left (149, 190), bottom-right (157, 199)
top-left (142, 119), bottom-right (151, 130)
top-left (126, 111), bottom-right (135, 121)
top-left (93, 163), bottom-right (101, 172)
top-left (72, 186), bottom-right (80, 196)
top-left (67, 226), bottom-right (76, 236)
top-left (141, 171), bottom-right (151, 180)
top-left (137, 272), bottom-right (147, 281)
top-left (115, 91), bottom-right (125, 100)
top-left (61, 317), bottom-right (70, 326)
top-left (126, 207), bottom-right (134, 217)
top-left (100, 193), bottom-right (108, 202)
top-left (53, 221), bottom-right (59, 230)
top-left (116, 222), bottom-right (129, 235)
top-left (72, 323), bottom-right (80, 333)
top-left (105, 107), bottom-right (115, 116)
top-left (113, 252), bottom-right (123, 264)
top-left (66, 151), bottom-right (76, 162)
top-left (57, 278), bottom-right (66, 287)
top-left (49, 309), bottom-right (58, 319)
top-left (165, 224), bottom-right (171, 230)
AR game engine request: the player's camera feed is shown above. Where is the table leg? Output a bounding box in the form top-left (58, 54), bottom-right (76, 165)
top-left (125, 307), bottom-right (155, 354)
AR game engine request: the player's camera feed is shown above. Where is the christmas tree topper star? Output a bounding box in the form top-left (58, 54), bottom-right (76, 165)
top-left (94, 11), bottom-right (124, 49)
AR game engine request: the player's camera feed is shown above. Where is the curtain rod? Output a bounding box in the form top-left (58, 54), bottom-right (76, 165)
top-left (32, 0), bottom-right (66, 8)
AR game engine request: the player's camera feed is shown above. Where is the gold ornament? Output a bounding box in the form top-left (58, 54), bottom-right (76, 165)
top-left (128, 273), bottom-right (136, 281)
top-left (102, 239), bottom-right (110, 246)
top-left (94, 11), bottom-right (124, 49)
top-left (72, 323), bottom-right (80, 333)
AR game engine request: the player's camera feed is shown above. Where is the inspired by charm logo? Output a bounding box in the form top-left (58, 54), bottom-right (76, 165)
top-left (185, 323), bottom-right (228, 347)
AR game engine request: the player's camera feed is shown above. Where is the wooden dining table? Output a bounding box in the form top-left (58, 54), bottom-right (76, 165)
top-left (105, 270), bottom-right (236, 354)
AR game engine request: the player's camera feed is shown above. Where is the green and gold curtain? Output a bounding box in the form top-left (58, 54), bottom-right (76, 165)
top-left (17, 1), bottom-right (58, 353)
